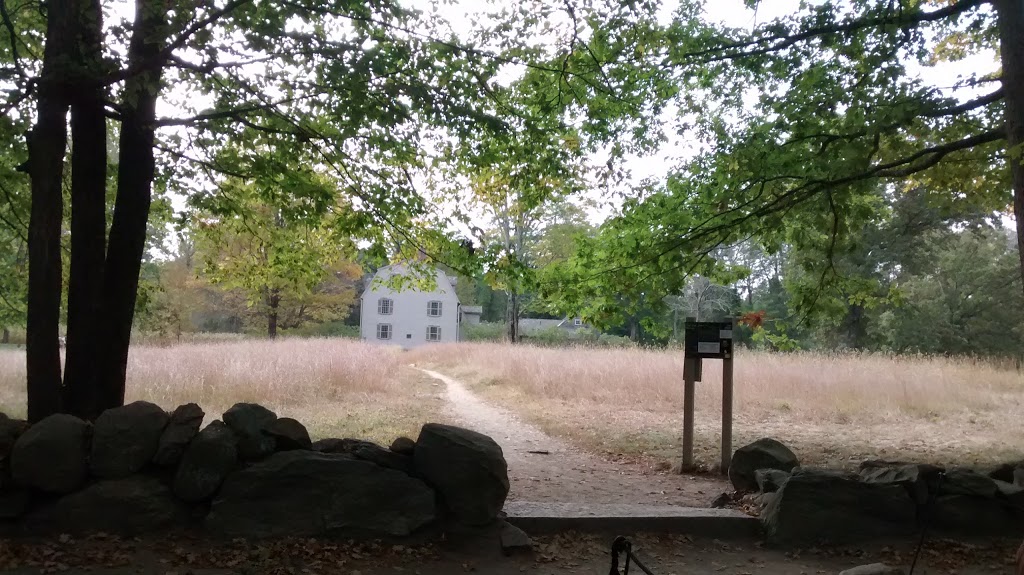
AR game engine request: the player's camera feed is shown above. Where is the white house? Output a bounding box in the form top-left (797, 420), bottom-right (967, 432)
top-left (359, 265), bottom-right (462, 348)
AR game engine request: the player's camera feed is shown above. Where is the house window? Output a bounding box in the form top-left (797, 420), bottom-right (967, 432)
top-left (378, 298), bottom-right (393, 315)
top-left (427, 301), bottom-right (443, 317)
top-left (376, 323), bottom-right (392, 340)
top-left (573, 318), bottom-right (582, 326)
top-left (426, 326), bottom-right (442, 342)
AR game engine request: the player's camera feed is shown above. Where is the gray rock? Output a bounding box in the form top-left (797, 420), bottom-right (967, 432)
top-left (860, 463), bottom-right (939, 505)
top-left (353, 442), bottom-right (414, 474)
top-left (11, 414), bottom-right (90, 493)
top-left (940, 467), bottom-right (999, 498)
top-left (710, 492), bottom-right (731, 508)
top-left (206, 450), bottom-right (436, 537)
top-left (729, 438), bottom-right (798, 492)
top-left (310, 437), bottom-right (412, 472)
top-left (500, 522), bottom-right (533, 555)
top-left (26, 476), bottom-right (186, 535)
top-left (0, 489), bottom-right (31, 519)
top-left (154, 403), bottom-right (204, 466)
top-left (311, 437), bottom-right (375, 453)
top-left (995, 480), bottom-right (1024, 512)
top-left (931, 494), bottom-right (1021, 535)
top-left (390, 436), bottom-right (416, 456)
top-left (0, 413), bottom-right (28, 457)
top-left (986, 461), bottom-right (1024, 483)
top-left (755, 468), bottom-right (791, 493)
top-left (839, 563), bottom-right (904, 575)
top-left (91, 401), bottom-right (169, 478)
top-left (414, 423), bottom-right (509, 526)
top-left (262, 417), bottom-right (311, 451)
top-left (1016, 468), bottom-right (1024, 488)
top-left (173, 420), bottom-right (238, 502)
top-left (223, 403), bottom-right (277, 460)
top-left (761, 468), bottom-right (917, 544)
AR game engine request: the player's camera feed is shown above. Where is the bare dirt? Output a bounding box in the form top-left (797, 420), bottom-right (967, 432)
top-left (417, 368), bottom-right (728, 507)
top-left (1, 532), bottom-right (1018, 575)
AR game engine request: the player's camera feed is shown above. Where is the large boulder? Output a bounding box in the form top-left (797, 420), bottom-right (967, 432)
top-left (206, 450), bottom-right (435, 537)
top-left (91, 401), bottom-right (169, 478)
top-left (0, 413), bottom-right (28, 458)
top-left (755, 469), bottom-right (791, 493)
top-left (173, 420), bottom-right (238, 502)
top-left (761, 468), bottom-right (917, 544)
top-left (413, 423), bottom-right (509, 525)
top-left (26, 476), bottom-right (187, 535)
top-left (390, 436), bottom-right (416, 456)
top-left (311, 437), bottom-right (413, 473)
top-left (11, 414), bottom-right (90, 493)
top-left (940, 467), bottom-right (1000, 498)
top-left (729, 438), bottom-right (799, 492)
top-left (262, 417), bottom-right (311, 451)
top-left (859, 463), bottom-right (941, 505)
top-left (931, 494), bottom-right (1021, 535)
top-left (154, 403), bottom-right (205, 466)
top-left (223, 403), bottom-right (277, 460)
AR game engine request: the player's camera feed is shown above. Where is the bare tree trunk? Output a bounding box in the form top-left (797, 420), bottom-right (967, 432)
top-left (1, 327), bottom-right (9, 345)
top-left (997, 0), bottom-right (1024, 292)
top-left (63, 0), bottom-right (108, 418)
top-left (505, 291), bottom-right (519, 343)
top-left (25, 0), bottom-right (74, 422)
top-left (95, 0), bottom-right (167, 416)
top-left (267, 290), bottom-right (280, 339)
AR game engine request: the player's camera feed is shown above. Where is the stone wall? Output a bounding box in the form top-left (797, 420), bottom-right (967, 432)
top-left (730, 438), bottom-right (1024, 545)
top-left (0, 403), bottom-right (510, 538)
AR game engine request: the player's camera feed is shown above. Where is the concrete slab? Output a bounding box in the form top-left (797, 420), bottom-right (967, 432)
top-left (502, 502), bottom-right (761, 539)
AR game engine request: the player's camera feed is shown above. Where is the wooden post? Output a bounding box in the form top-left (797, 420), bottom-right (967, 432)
top-left (682, 355), bottom-right (696, 472)
top-left (721, 353), bottom-right (734, 474)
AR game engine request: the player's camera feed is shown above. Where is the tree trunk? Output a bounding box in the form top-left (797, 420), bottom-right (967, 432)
top-left (25, 0), bottom-right (75, 422)
top-left (505, 291), bottom-right (519, 343)
top-left (1, 327), bottom-right (9, 345)
top-left (997, 0), bottom-right (1024, 292)
top-left (267, 290), bottom-right (280, 339)
top-left (62, 0), bottom-right (108, 418)
top-left (95, 0), bottom-right (167, 416)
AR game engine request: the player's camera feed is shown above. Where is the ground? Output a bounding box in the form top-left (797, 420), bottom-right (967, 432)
top-left (0, 532), bottom-right (1020, 574)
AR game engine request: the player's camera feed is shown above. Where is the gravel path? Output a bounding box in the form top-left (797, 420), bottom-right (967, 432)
top-left (417, 368), bottom-right (727, 506)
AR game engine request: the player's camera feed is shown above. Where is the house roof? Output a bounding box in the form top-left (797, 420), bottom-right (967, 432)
top-left (461, 306), bottom-right (483, 314)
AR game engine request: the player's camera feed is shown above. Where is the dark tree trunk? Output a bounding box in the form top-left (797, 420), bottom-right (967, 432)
top-left (25, 0), bottom-right (74, 422)
top-left (997, 0), bottom-right (1024, 292)
top-left (267, 290), bottom-right (280, 339)
top-left (505, 291), bottom-right (519, 343)
top-left (1, 328), bottom-right (9, 345)
top-left (62, 0), bottom-right (108, 419)
top-left (95, 0), bottom-right (167, 416)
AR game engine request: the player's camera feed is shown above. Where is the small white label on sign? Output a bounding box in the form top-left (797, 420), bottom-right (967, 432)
top-left (698, 342), bottom-right (720, 354)
top-left (720, 329), bottom-right (733, 339)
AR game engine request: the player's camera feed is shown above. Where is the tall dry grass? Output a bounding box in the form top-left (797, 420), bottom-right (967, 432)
top-left (0, 339), bottom-right (444, 443)
top-left (407, 343), bottom-right (1024, 467)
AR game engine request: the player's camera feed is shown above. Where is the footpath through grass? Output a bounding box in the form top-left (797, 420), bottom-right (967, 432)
top-left (407, 343), bottom-right (1024, 470)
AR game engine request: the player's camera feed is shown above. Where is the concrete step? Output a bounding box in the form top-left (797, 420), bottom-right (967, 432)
top-left (502, 502), bottom-right (761, 539)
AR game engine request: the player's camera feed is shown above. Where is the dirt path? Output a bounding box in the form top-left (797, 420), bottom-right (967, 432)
top-left (418, 368), bottom-right (727, 506)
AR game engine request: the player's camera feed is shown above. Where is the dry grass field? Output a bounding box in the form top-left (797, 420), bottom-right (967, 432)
top-left (406, 342), bottom-right (1024, 470)
top-left (0, 338), bottom-right (450, 445)
top-left (2, 338), bottom-right (1021, 471)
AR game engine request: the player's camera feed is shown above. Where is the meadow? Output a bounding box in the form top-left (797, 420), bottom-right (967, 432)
top-left (406, 343), bottom-right (1024, 470)
top-left (0, 338), bottom-right (450, 445)
top-left (1, 338), bottom-right (1021, 469)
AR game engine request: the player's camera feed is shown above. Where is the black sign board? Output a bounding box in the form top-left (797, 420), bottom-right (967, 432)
top-left (683, 320), bottom-right (733, 359)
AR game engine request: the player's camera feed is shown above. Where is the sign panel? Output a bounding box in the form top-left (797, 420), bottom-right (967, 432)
top-left (684, 320), bottom-right (734, 359)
